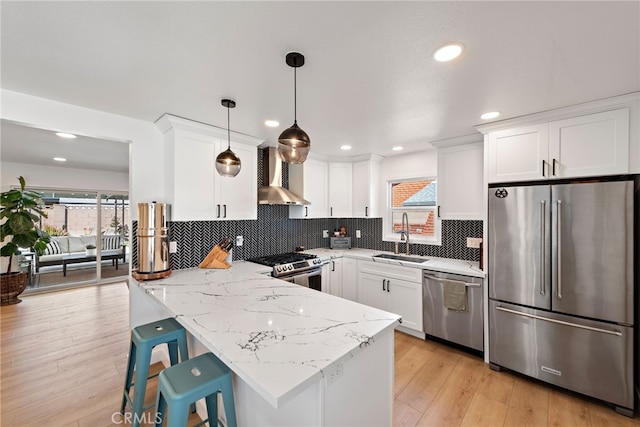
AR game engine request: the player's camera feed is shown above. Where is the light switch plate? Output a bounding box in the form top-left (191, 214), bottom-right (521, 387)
top-left (323, 230), bottom-right (329, 238)
top-left (169, 241), bottom-right (178, 253)
top-left (235, 236), bottom-right (243, 247)
top-left (466, 237), bottom-right (482, 248)
top-left (356, 230), bottom-right (361, 238)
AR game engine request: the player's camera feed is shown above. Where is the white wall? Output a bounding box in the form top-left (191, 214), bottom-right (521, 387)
top-left (1, 161), bottom-right (128, 193)
top-left (379, 149), bottom-right (438, 182)
top-left (1, 89), bottom-right (165, 219)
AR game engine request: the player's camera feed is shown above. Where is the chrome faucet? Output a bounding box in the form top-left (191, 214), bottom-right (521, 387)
top-left (400, 212), bottom-right (410, 255)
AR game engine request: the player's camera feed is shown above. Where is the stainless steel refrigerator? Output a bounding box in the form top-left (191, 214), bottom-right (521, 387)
top-left (488, 179), bottom-right (635, 416)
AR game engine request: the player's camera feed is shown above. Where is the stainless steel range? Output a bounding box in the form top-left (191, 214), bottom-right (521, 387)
top-left (247, 252), bottom-right (325, 291)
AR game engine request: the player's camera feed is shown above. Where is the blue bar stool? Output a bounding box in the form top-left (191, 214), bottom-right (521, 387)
top-left (154, 352), bottom-right (237, 427)
top-left (121, 318), bottom-right (189, 427)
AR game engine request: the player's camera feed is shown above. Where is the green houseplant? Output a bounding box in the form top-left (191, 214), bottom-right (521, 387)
top-left (0, 176), bottom-right (50, 305)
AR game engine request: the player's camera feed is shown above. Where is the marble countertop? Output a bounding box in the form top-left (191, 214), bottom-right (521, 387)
top-left (136, 261), bottom-right (401, 408)
top-left (306, 248), bottom-right (486, 278)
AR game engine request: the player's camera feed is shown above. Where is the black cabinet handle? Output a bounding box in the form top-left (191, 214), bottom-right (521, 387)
top-left (437, 205), bottom-right (441, 218)
top-left (216, 204), bottom-right (220, 218)
top-left (382, 279), bottom-right (386, 291)
top-left (305, 206), bottom-right (308, 217)
top-left (387, 280), bottom-right (391, 292)
top-left (330, 207), bottom-right (333, 216)
top-left (552, 158), bottom-right (557, 176)
top-left (223, 204), bottom-right (227, 218)
top-left (365, 206), bottom-right (368, 217)
top-left (332, 260), bottom-right (335, 271)
top-left (542, 160), bottom-right (546, 177)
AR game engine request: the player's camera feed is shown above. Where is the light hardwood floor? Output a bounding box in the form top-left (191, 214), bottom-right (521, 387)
top-left (1, 282), bottom-right (638, 426)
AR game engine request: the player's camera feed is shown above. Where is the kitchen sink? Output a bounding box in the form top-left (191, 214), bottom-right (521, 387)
top-left (373, 253), bottom-right (429, 264)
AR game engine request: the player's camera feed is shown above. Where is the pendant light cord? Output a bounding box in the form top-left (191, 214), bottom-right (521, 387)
top-left (227, 104), bottom-right (231, 150)
top-left (294, 66), bottom-right (297, 124)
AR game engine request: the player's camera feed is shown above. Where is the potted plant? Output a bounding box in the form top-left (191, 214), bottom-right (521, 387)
top-left (0, 176), bottom-right (50, 305)
top-left (85, 244), bottom-right (97, 256)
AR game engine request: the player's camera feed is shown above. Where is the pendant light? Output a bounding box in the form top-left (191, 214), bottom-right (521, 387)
top-left (278, 52), bottom-right (310, 164)
top-left (216, 99), bottom-right (241, 177)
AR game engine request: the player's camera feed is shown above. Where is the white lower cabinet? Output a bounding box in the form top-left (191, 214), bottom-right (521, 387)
top-left (323, 258), bottom-right (343, 297)
top-left (357, 261), bottom-right (423, 332)
top-left (341, 257), bottom-right (358, 302)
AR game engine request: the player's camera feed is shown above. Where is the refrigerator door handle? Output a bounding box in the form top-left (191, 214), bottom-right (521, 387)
top-left (540, 200), bottom-right (546, 295)
top-left (557, 199), bottom-right (562, 299)
top-left (496, 306), bottom-right (622, 336)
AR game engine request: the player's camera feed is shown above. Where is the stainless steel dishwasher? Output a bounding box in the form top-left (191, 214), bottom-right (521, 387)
top-left (422, 270), bottom-right (484, 351)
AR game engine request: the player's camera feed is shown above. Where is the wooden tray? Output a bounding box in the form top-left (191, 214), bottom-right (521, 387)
top-left (132, 269), bottom-right (172, 281)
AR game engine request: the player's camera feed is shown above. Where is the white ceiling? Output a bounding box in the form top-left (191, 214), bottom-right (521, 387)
top-left (1, 1), bottom-right (639, 168)
top-left (0, 120), bottom-right (129, 173)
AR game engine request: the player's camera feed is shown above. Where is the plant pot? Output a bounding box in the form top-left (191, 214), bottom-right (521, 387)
top-left (1, 271), bottom-right (28, 305)
top-left (86, 249), bottom-right (97, 256)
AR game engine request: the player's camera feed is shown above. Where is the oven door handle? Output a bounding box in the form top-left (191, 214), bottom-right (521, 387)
top-left (280, 267), bottom-right (323, 283)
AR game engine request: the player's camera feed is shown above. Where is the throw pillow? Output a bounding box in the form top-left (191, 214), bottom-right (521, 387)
top-left (44, 240), bottom-right (62, 255)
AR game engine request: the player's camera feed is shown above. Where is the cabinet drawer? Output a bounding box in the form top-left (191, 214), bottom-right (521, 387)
top-left (358, 260), bottom-right (421, 283)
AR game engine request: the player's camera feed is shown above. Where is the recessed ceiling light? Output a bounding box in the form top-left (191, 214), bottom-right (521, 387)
top-left (481, 111), bottom-right (501, 120)
top-left (340, 145), bottom-right (352, 151)
top-left (53, 157), bottom-right (67, 162)
top-left (265, 120), bottom-right (279, 127)
top-left (392, 146), bottom-right (404, 151)
top-left (55, 132), bottom-right (77, 139)
top-left (433, 43), bottom-right (464, 62)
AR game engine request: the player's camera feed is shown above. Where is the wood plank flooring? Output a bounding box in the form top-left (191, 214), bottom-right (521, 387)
top-left (1, 283), bottom-right (638, 426)
top-left (393, 332), bottom-right (639, 427)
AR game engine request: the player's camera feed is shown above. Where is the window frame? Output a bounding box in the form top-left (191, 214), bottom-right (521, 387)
top-left (383, 176), bottom-right (442, 245)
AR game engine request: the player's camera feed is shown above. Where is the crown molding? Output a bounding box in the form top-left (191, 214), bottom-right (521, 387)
top-left (155, 113), bottom-right (264, 147)
top-left (475, 92), bottom-right (640, 135)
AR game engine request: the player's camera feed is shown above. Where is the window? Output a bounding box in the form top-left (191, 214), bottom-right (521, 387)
top-left (385, 178), bottom-right (440, 244)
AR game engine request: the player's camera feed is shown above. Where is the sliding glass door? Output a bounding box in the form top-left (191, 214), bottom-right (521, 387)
top-left (98, 194), bottom-right (129, 281)
top-left (26, 189), bottom-right (129, 292)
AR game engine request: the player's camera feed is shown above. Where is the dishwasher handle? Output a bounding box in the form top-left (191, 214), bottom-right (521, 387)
top-left (423, 274), bottom-right (481, 287)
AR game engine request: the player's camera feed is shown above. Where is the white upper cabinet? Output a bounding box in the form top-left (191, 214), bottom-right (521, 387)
top-left (156, 114), bottom-right (262, 221)
top-left (437, 142), bottom-right (484, 220)
top-left (487, 124), bottom-right (549, 183)
top-left (352, 156), bottom-right (382, 218)
top-left (289, 158), bottom-right (329, 219)
top-left (329, 163), bottom-right (352, 217)
top-left (548, 109), bottom-right (629, 178)
top-left (486, 107), bottom-right (630, 183)
top-left (215, 141), bottom-right (258, 220)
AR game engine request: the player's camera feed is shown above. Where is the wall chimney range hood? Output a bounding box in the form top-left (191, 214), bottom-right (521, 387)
top-left (258, 147), bottom-right (309, 205)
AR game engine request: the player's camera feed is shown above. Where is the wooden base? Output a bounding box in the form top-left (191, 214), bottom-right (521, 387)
top-left (199, 246), bottom-right (231, 269)
top-left (132, 269), bottom-right (172, 281)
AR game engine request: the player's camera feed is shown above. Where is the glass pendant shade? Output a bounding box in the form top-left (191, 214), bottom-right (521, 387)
top-left (278, 52), bottom-right (310, 164)
top-left (278, 122), bottom-right (311, 164)
top-left (216, 148), bottom-right (241, 177)
top-left (216, 98), bottom-right (241, 177)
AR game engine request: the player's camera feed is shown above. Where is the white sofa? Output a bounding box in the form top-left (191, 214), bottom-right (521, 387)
top-left (36, 235), bottom-right (125, 272)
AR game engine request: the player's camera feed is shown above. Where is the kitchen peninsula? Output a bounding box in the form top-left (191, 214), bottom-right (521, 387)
top-left (130, 261), bottom-right (401, 426)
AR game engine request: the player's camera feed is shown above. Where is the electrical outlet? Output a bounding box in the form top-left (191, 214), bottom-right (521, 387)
top-left (466, 237), bottom-right (482, 248)
top-left (235, 236), bottom-right (243, 247)
top-left (169, 241), bottom-right (178, 253)
top-left (356, 230), bottom-right (361, 238)
top-left (323, 230), bottom-right (329, 238)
